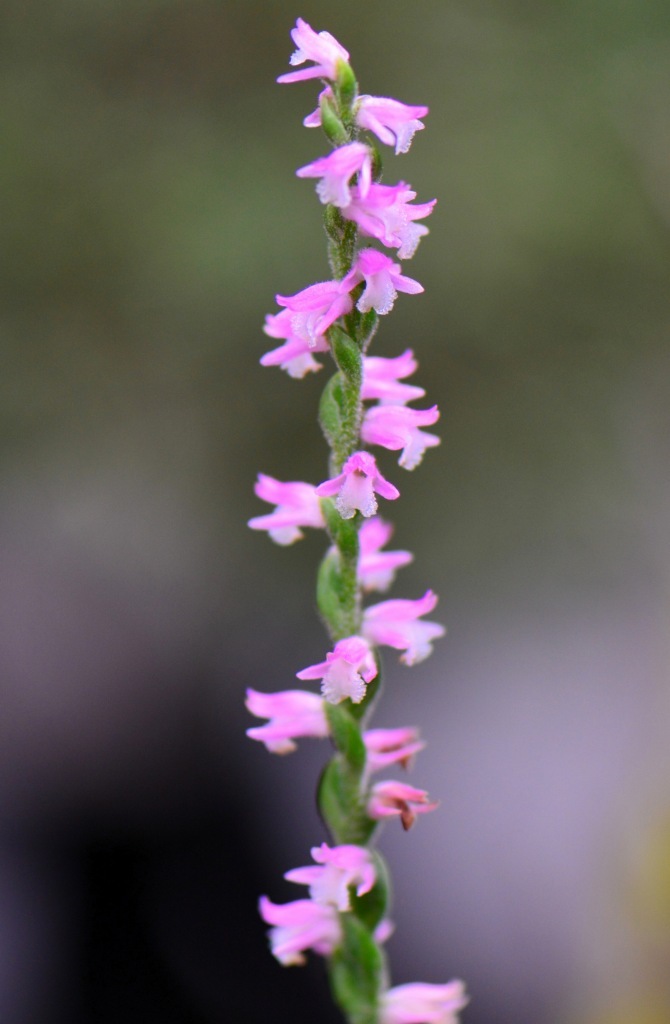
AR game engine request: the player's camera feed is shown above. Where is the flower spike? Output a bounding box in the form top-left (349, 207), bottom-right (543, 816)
top-left (249, 19), bottom-right (467, 1023)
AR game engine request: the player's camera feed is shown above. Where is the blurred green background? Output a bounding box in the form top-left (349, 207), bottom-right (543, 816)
top-left (3, 0), bottom-right (669, 599)
top-left (1, 2), bottom-right (669, 1022)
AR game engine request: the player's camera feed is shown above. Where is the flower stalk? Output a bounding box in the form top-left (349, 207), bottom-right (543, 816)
top-left (246, 19), bottom-right (468, 1024)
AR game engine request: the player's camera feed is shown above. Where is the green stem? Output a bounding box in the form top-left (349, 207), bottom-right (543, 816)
top-left (314, 62), bottom-right (389, 1024)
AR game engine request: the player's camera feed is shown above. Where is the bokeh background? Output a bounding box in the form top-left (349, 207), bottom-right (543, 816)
top-left (2, 1), bottom-right (669, 1022)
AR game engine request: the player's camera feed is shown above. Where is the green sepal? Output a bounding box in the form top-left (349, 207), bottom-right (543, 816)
top-left (315, 544), bottom-right (360, 638)
top-left (319, 372), bottom-right (347, 451)
top-left (317, 547), bottom-right (355, 641)
top-left (359, 310), bottom-right (379, 352)
top-left (319, 340), bottom-right (361, 467)
top-left (334, 60), bottom-right (358, 111)
top-left (339, 218), bottom-right (358, 275)
top-left (320, 94), bottom-right (349, 147)
top-left (319, 372), bottom-right (361, 473)
top-left (324, 205), bottom-right (357, 279)
top-left (320, 498), bottom-right (358, 552)
top-left (372, 141), bottom-right (384, 180)
top-left (324, 202), bottom-right (345, 244)
top-left (330, 325), bottom-right (362, 383)
top-left (326, 702), bottom-right (367, 773)
top-left (337, 515), bottom-right (359, 564)
top-left (318, 756), bottom-right (376, 846)
top-left (328, 914), bottom-right (383, 1024)
top-left (351, 850), bottom-right (391, 933)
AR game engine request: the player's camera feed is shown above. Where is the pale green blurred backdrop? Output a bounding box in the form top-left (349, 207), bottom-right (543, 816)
top-left (3, 0), bottom-right (668, 594)
top-left (1, 2), bottom-right (669, 1023)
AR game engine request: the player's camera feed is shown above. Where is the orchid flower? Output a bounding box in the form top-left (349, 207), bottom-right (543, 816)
top-left (356, 95), bottom-right (429, 154)
top-left (343, 181), bottom-right (436, 259)
top-left (285, 843), bottom-right (377, 911)
top-left (245, 689), bottom-right (329, 754)
top-left (274, 280), bottom-right (354, 347)
top-left (358, 517), bottom-right (413, 592)
top-left (248, 474), bottom-right (324, 545)
top-left (368, 780), bottom-right (439, 831)
top-left (379, 981), bottom-right (469, 1024)
top-left (341, 248), bottom-right (424, 315)
top-left (362, 403), bottom-right (441, 470)
top-left (277, 18), bottom-right (350, 85)
top-left (363, 590), bottom-right (445, 665)
top-left (258, 895), bottom-right (341, 965)
top-left (296, 636), bottom-right (377, 704)
top-left (297, 141), bottom-right (373, 206)
top-left (315, 450), bottom-right (400, 519)
top-left (363, 726), bottom-right (426, 773)
top-left (361, 349), bottom-right (426, 405)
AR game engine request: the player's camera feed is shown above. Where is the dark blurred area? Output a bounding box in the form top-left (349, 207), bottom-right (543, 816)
top-left (1, 1), bottom-right (669, 1022)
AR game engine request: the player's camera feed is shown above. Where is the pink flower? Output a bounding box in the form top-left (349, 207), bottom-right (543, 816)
top-left (275, 280), bottom-right (354, 347)
top-left (358, 518), bottom-right (413, 592)
top-left (277, 18), bottom-right (350, 85)
top-left (362, 404), bottom-right (440, 470)
top-left (375, 918), bottom-right (396, 944)
top-left (315, 451), bottom-right (400, 519)
top-left (297, 636), bottom-right (377, 704)
top-left (305, 91), bottom-right (428, 156)
top-left (285, 843), bottom-right (376, 911)
top-left (363, 590), bottom-right (445, 665)
top-left (297, 142), bottom-right (373, 206)
top-left (379, 981), bottom-right (469, 1024)
top-left (260, 335), bottom-right (325, 378)
top-left (368, 780), bottom-right (439, 831)
top-left (245, 689), bottom-right (329, 754)
top-left (363, 726), bottom-right (425, 773)
top-left (342, 182), bottom-right (436, 259)
top-left (341, 249), bottom-right (424, 315)
top-left (258, 895), bottom-right (341, 966)
top-left (261, 309), bottom-right (331, 378)
top-left (248, 474), bottom-right (325, 545)
top-left (356, 95), bottom-right (429, 154)
top-left (362, 350), bottom-right (426, 406)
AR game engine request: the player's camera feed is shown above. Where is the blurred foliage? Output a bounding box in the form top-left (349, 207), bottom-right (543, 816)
top-left (2, 0), bottom-right (668, 602)
top-left (572, 813), bottom-right (670, 1024)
